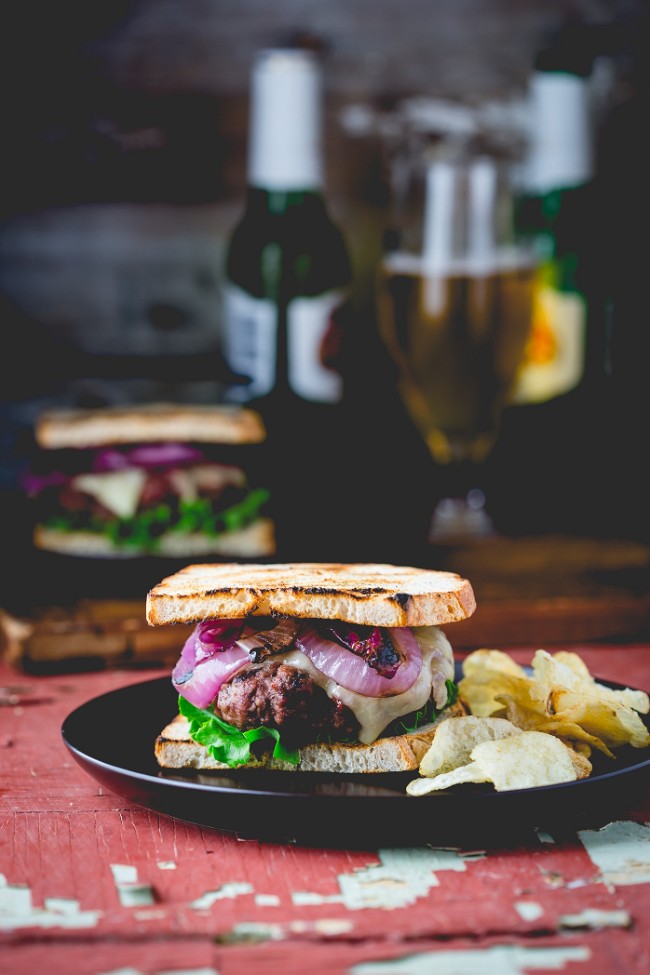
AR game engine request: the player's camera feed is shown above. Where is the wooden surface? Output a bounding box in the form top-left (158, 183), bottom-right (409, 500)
top-left (1, 644), bottom-right (650, 975)
top-left (431, 535), bottom-right (650, 647)
top-left (2, 535), bottom-right (649, 675)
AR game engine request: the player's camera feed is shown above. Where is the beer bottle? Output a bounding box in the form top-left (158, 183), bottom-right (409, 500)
top-left (490, 29), bottom-right (605, 534)
top-left (220, 48), bottom-right (352, 557)
top-left (510, 38), bottom-right (595, 409)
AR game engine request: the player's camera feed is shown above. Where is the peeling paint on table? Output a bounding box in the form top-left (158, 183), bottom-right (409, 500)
top-left (0, 874), bottom-right (101, 931)
top-left (1, 647), bottom-right (649, 975)
top-left (350, 944), bottom-right (592, 974)
top-left (579, 820), bottom-right (650, 885)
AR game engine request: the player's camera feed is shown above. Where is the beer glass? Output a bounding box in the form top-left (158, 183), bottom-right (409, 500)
top-left (378, 152), bottom-right (535, 541)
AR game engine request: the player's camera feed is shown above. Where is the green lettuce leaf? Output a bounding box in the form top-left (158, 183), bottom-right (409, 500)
top-left (178, 695), bottom-right (300, 768)
top-left (173, 487), bottom-right (269, 538)
top-left (43, 486), bottom-right (270, 553)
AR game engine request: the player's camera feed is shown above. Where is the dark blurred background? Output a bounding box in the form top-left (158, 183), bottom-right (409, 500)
top-left (1, 0), bottom-right (649, 606)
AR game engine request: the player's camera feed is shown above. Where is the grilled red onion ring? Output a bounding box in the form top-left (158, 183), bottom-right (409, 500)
top-left (94, 443), bottom-right (204, 472)
top-left (172, 618), bottom-right (299, 709)
top-left (295, 625), bottom-right (422, 697)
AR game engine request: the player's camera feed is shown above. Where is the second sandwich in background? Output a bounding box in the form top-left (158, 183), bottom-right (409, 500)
top-left (23, 402), bottom-right (275, 560)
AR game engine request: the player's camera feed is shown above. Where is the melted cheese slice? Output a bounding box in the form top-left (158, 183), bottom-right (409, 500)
top-left (72, 469), bottom-right (147, 519)
top-left (167, 464), bottom-right (245, 503)
top-left (281, 626), bottom-right (454, 744)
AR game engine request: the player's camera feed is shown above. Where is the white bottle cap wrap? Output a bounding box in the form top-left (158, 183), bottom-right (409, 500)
top-left (525, 71), bottom-right (593, 193)
top-left (248, 49), bottom-right (323, 190)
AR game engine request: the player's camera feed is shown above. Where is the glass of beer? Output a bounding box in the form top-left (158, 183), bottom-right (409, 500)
top-left (378, 152), bottom-right (535, 541)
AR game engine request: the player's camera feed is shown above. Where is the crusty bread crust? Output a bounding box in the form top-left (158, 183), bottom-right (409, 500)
top-left (35, 403), bottom-right (266, 449)
top-left (155, 701), bottom-right (466, 773)
top-left (33, 519), bottom-right (276, 559)
top-left (146, 562), bottom-right (476, 628)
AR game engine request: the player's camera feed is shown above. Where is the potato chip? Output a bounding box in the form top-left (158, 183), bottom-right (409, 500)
top-left (567, 748), bottom-right (593, 779)
top-left (549, 690), bottom-right (650, 750)
top-left (462, 648), bottom-right (528, 679)
top-left (532, 649), bottom-right (650, 715)
top-left (407, 730), bottom-right (584, 795)
top-left (406, 763), bottom-right (489, 795)
top-left (546, 649), bottom-right (646, 707)
top-left (599, 686), bottom-right (650, 714)
top-left (469, 731), bottom-right (580, 790)
top-left (409, 646), bottom-right (650, 796)
top-left (419, 715), bottom-right (522, 777)
top-left (460, 647), bottom-right (649, 754)
top-left (551, 650), bottom-right (593, 679)
top-left (497, 694), bottom-right (614, 758)
top-left (458, 666), bottom-right (532, 718)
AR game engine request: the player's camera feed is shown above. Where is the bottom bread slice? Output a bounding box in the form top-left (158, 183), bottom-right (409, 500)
top-left (33, 518), bottom-right (275, 559)
top-left (155, 700), bottom-right (465, 774)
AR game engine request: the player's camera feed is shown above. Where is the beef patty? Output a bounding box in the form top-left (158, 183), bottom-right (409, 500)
top-left (216, 658), bottom-right (359, 745)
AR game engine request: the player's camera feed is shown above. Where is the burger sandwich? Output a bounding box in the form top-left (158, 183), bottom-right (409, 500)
top-left (23, 403), bottom-right (275, 559)
top-left (150, 562), bottom-right (476, 773)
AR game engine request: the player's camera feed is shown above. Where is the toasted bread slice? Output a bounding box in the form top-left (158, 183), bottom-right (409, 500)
top-left (155, 701), bottom-right (466, 773)
top-left (146, 562), bottom-right (476, 628)
top-left (35, 403), bottom-right (266, 449)
top-left (34, 519), bottom-right (275, 560)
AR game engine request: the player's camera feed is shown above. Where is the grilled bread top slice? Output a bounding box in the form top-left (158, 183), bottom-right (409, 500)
top-left (146, 562), bottom-right (476, 628)
top-left (35, 403), bottom-right (266, 449)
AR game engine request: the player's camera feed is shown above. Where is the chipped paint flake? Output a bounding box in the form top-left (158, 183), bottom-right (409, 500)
top-left (351, 944), bottom-right (591, 974)
top-left (559, 908), bottom-right (632, 930)
top-left (303, 918), bottom-right (353, 937)
top-left (110, 864), bottom-right (138, 885)
top-left (565, 878), bottom-right (591, 890)
top-left (292, 891), bottom-right (344, 906)
top-left (514, 901), bottom-right (544, 921)
top-left (133, 908), bottom-right (168, 921)
top-left (336, 848), bottom-right (465, 911)
top-left (116, 884), bottom-right (156, 908)
top-left (536, 830), bottom-right (556, 844)
top-left (43, 897), bottom-right (86, 915)
top-left (220, 921), bottom-right (284, 943)
top-left (191, 881), bottom-right (254, 909)
top-left (255, 893), bottom-right (281, 906)
top-left (157, 861), bottom-right (177, 870)
top-left (0, 876), bottom-right (30, 916)
top-left (579, 820), bottom-right (650, 886)
top-left (0, 875), bottom-right (100, 931)
top-left (110, 865), bottom-right (155, 907)
top-left (290, 848), bottom-right (466, 912)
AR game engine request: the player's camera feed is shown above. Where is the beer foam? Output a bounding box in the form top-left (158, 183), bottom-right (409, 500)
top-left (382, 247), bottom-right (533, 277)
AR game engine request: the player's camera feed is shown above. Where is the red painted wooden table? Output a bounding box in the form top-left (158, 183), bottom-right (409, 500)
top-left (1, 645), bottom-right (649, 975)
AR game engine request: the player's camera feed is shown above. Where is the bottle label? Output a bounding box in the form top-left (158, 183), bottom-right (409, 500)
top-left (287, 291), bottom-right (345, 402)
top-left (510, 282), bottom-right (586, 404)
top-left (221, 284), bottom-right (277, 401)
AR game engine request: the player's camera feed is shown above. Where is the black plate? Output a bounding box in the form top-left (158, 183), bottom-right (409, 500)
top-left (61, 670), bottom-right (650, 848)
